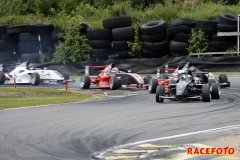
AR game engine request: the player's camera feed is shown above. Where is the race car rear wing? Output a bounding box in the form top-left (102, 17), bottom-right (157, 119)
top-left (85, 65), bottom-right (106, 76)
top-left (157, 64), bottom-right (178, 78)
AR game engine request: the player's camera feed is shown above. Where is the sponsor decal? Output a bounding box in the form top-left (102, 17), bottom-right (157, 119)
top-left (100, 81), bottom-right (108, 85)
top-left (187, 147), bottom-right (235, 156)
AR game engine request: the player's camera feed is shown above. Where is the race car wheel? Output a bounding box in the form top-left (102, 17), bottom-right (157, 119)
top-left (149, 78), bottom-right (158, 93)
top-left (144, 75), bottom-right (152, 89)
top-left (0, 71), bottom-right (5, 84)
top-left (156, 85), bottom-right (164, 103)
top-left (30, 73), bottom-right (40, 86)
top-left (110, 76), bottom-right (119, 90)
top-left (80, 76), bottom-right (90, 89)
top-left (202, 85), bottom-right (211, 102)
top-left (219, 74), bottom-right (228, 83)
top-left (211, 83), bottom-right (220, 99)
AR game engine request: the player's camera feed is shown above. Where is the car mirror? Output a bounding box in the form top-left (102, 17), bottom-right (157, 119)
top-left (128, 70), bottom-right (131, 73)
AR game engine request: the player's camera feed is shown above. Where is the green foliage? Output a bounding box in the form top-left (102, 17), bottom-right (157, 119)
top-left (127, 23), bottom-right (143, 58)
top-left (53, 17), bottom-right (92, 64)
top-left (223, 46), bottom-right (235, 57)
top-left (187, 29), bottom-right (209, 55)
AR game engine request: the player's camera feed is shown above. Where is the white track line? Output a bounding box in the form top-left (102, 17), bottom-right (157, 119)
top-left (91, 124), bottom-right (240, 159)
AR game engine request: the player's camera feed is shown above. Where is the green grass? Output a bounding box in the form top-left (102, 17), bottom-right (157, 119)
top-left (0, 88), bottom-right (99, 109)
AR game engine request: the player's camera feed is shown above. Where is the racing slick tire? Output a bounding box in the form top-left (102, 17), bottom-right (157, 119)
top-left (144, 75), bottom-right (152, 89)
top-left (156, 85), bottom-right (164, 103)
top-left (110, 76), bottom-right (119, 90)
top-left (211, 83), bottom-right (220, 99)
top-left (0, 71), bottom-right (5, 84)
top-left (219, 74), bottom-right (228, 83)
top-left (30, 73), bottom-right (40, 86)
top-left (149, 78), bottom-right (158, 93)
top-left (202, 85), bottom-right (211, 102)
top-left (80, 76), bottom-right (90, 89)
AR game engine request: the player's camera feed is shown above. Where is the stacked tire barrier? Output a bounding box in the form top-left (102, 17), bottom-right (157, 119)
top-left (103, 16), bottom-right (133, 60)
top-left (0, 25), bottom-right (19, 62)
top-left (167, 18), bottom-right (195, 57)
top-left (18, 23), bottom-right (54, 63)
top-left (86, 27), bottom-right (112, 61)
top-left (206, 13), bottom-right (238, 54)
top-left (140, 20), bottom-right (169, 58)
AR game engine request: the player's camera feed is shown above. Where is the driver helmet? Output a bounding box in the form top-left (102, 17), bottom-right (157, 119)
top-left (111, 67), bottom-right (119, 73)
top-left (189, 66), bottom-right (197, 72)
top-left (29, 63), bottom-right (35, 69)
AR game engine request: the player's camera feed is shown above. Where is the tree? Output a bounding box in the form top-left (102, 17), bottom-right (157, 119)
top-left (53, 17), bottom-right (92, 64)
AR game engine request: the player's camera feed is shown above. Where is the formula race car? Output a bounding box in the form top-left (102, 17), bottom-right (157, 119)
top-left (155, 62), bottom-right (220, 103)
top-left (0, 61), bottom-right (70, 86)
top-left (80, 63), bottom-right (151, 90)
top-left (149, 63), bottom-right (230, 94)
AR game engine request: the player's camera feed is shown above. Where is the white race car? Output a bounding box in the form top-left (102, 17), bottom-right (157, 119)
top-left (0, 61), bottom-right (70, 86)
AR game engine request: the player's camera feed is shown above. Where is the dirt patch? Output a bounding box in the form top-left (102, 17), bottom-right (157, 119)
top-left (0, 92), bottom-right (45, 97)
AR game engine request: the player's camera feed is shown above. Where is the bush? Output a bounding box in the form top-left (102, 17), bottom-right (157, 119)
top-left (127, 23), bottom-right (143, 58)
top-left (187, 29), bottom-right (209, 55)
top-left (53, 17), bottom-right (92, 64)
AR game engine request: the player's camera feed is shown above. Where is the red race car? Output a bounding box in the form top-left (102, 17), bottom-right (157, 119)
top-left (148, 64), bottom-right (181, 93)
top-left (80, 63), bottom-right (151, 90)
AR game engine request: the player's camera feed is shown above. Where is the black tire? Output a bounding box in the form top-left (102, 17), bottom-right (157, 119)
top-left (110, 76), bottom-right (119, 90)
top-left (87, 40), bottom-right (112, 49)
top-left (169, 40), bottom-right (189, 53)
top-left (143, 38), bottom-right (169, 52)
top-left (0, 40), bottom-right (8, 51)
top-left (86, 27), bottom-right (112, 40)
top-left (140, 20), bottom-right (167, 35)
top-left (19, 41), bottom-right (53, 53)
top-left (166, 25), bottom-right (191, 38)
top-left (149, 78), bottom-right (158, 93)
top-left (80, 23), bottom-right (89, 33)
top-left (217, 13), bottom-right (237, 25)
top-left (202, 85), bottom-right (210, 102)
top-left (145, 75), bottom-right (152, 84)
top-left (195, 20), bottom-right (217, 29)
top-left (0, 71), bottom-right (5, 84)
top-left (141, 32), bottom-right (166, 42)
top-left (28, 23), bottom-right (54, 35)
top-left (209, 41), bottom-right (236, 49)
top-left (217, 24), bottom-right (237, 32)
top-left (171, 18), bottom-right (195, 27)
top-left (210, 34), bottom-right (236, 41)
top-left (103, 16), bottom-right (132, 29)
top-left (174, 32), bottom-right (191, 43)
top-left (7, 24), bottom-right (29, 35)
top-left (211, 83), bottom-right (220, 99)
top-left (156, 85), bottom-right (164, 103)
top-left (0, 51), bottom-right (19, 62)
top-left (1, 34), bottom-right (19, 41)
top-left (162, 74), bottom-right (168, 79)
top-left (80, 76), bottom-right (90, 89)
top-left (19, 33), bottom-right (51, 42)
top-left (30, 73), bottom-right (40, 86)
top-left (108, 54), bottom-right (119, 60)
top-left (194, 28), bottom-right (217, 36)
top-left (219, 74), bottom-right (228, 83)
top-left (112, 26), bottom-right (135, 41)
top-left (111, 41), bottom-right (131, 52)
top-left (51, 30), bottom-right (65, 42)
top-left (0, 25), bottom-right (8, 35)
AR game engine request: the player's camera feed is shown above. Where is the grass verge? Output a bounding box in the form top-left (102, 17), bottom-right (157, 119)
top-left (0, 88), bottom-right (99, 110)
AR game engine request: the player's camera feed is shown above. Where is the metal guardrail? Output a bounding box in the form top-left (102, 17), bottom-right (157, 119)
top-left (190, 14), bottom-right (240, 58)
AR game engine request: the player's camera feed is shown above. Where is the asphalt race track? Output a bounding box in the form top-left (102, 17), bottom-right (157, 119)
top-left (0, 76), bottom-right (240, 160)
